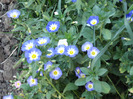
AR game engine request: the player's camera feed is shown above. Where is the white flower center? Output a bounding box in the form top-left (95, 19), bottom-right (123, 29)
top-left (58, 47), bottom-right (65, 54)
top-left (50, 24), bottom-right (57, 31)
top-left (53, 70), bottom-right (59, 76)
top-left (26, 43), bottom-right (33, 50)
top-left (88, 84), bottom-right (93, 89)
top-left (68, 49), bottom-right (75, 55)
top-left (85, 45), bottom-right (90, 50)
top-left (91, 50), bottom-right (97, 56)
top-left (38, 39), bottom-right (47, 44)
top-left (29, 51), bottom-right (38, 60)
top-left (31, 79), bottom-right (35, 84)
top-left (90, 19), bottom-right (97, 25)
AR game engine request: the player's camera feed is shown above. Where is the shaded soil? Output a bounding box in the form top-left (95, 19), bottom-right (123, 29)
top-left (0, 0), bottom-right (20, 98)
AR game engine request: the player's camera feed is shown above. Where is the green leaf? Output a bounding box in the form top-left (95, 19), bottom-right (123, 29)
top-left (119, 66), bottom-right (126, 73)
top-left (93, 5), bottom-right (101, 15)
top-left (130, 67), bottom-right (133, 75)
top-left (97, 68), bottom-right (108, 76)
top-left (81, 27), bottom-right (93, 41)
top-left (127, 4), bottom-right (133, 13)
top-left (75, 78), bottom-right (86, 86)
top-left (65, 92), bottom-right (74, 99)
top-left (86, 76), bottom-right (93, 82)
top-left (124, 18), bottom-right (133, 40)
top-left (93, 80), bottom-right (110, 93)
top-left (91, 25), bottom-right (125, 69)
top-left (13, 58), bottom-right (25, 68)
top-left (22, 0), bottom-right (35, 8)
top-left (101, 29), bottom-right (112, 40)
top-left (80, 67), bottom-right (89, 75)
top-left (93, 80), bottom-right (102, 92)
top-left (32, 63), bottom-right (38, 78)
top-left (128, 88), bottom-right (133, 93)
top-left (75, 0), bottom-right (83, 14)
top-left (20, 84), bottom-right (30, 90)
top-left (101, 81), bottom-right (110, 94)
top-left (12, 26), bottom-right (25, 32)
top-left (58, 0), bottom-right (61, 13)
top-left (63, 83), bottom-right (78, 93)
top-left (81, 91), bottom-right (94, 99)
top-left (88, 0), bottom-right (96, 8)
top-left (46, 89), bottom-right (55, 99)
top-left (123, 2), bottom-right (133, 40)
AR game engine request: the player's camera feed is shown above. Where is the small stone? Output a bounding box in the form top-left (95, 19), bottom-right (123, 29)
top-left (1, 83), bottom-right (6, 88)
top-left (3, 70), bottom-right (13, 80)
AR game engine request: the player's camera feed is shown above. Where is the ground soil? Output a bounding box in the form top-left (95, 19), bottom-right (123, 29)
top-left (0, 0), bottom-right (20, 98)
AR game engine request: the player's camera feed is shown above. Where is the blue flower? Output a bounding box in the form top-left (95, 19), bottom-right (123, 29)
top-left (25, 48), bottom-right (42, 63)
top-left (40, 71), bottom-right (43, 76)
top-left (121, 37), bottom-right (130, 41)
top-left (44, 61), bottom-right (53, 71)
top-left (65, 45), bottom-right (79, 57)
top-left (126, 13), bottom-right (133, 22)
top-left (75, 67), bottom-right (81, 78)
top-left (46, 21), bottom-right (60, 32)
top-left (119, 0), bottom-right (122, 2)
top-left (87, 16), bottom-right (99, 26)
top-left (36, 69), bottom-right (40, 73)
top-left (87, 47), bottom-right (100, 59)
top-left (85, 81), bottom-right (94, 91)
top-left (81, 42), bottom-right (93, 52)
top-left (46, 48), bottom-right (55, 58)
top-left (7, 9), bottom-right (20, 19)
top-left (3, 95), bottom-right (14, 99)
top-left (79, 73), bottom-right (86, 78)
top-left (36, 37), bottom-right (50, 46)
top-left (72, 0), bottom-right (77, 2)
top-left (49, 67), bottom-right (62, 80)
top-left (27, 76), bottom-right (38, 87)
top-left (21, 40), bottom-right (36, 52)
top-left (55, 45), bottom-right (66, 55)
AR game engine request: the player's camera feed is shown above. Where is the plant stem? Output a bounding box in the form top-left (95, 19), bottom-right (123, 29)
top-left (107, 75), bottom-right (122, 98)
top-left (73, 91), bottom-right (80, 98)
top-left (93, 26), bottom-right (95, 46)
top-left (43, 73), bottom-right (65, 99)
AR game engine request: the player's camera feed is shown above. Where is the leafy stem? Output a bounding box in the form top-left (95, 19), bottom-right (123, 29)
top-left (93, 26), bottom-right (95, 46)
top-left (107, 75), bottom-right (122, 98)
top-left (43, 73), bottom-right (65, 99)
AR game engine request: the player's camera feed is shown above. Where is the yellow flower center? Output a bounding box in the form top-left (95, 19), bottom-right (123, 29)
top-left (17, 83), bottom-right (20, 86)
top-left (51, 26), bottom-right (56, 30)
top-left (31, 79), bottom-right (35, 83)
top-left (81, 74), bottom-right (85, 78)
top-left (88, 84), bottom-right (93, 88)
top-left (47, 53), bottom-right (52, 56)
top-left (13, 14), bottom-right (17, 18)
top-left (59, 50), bottom-right (64, 53)
top-left (53, 71), bottom-right (58, 75)
top-left (40, 41), bottom-right (46, 44)
top-left (77, 69), bottom-right (80, 74)
top-left (86, 46), bottom-right (90, 50)
top-left (48, 65), bottom-right (51, 68)
top-left (92, 21), bottom-right (96, 25)
top-left (91, 51), bottom-right (96, 55)
top-left (69, 51), bottom-right (74, 55)
top-left (28, 46), bottom-right (33, 50)
top-left (32, 54), bottom-right (37, 59)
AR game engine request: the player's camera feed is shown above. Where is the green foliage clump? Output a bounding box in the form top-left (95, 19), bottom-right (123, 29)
top-left (7, 0), bottom-right (133, 99)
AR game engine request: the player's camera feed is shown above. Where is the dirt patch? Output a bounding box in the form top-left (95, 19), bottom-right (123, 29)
top-left (0, 0), bottom-right (21, 98)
